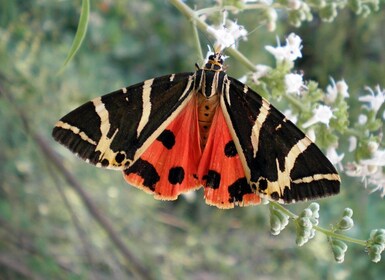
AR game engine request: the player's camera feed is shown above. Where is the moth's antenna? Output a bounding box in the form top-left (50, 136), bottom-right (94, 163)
top-left (222, 23), bottom-right (264, 54)
top-left (201, 31), bottom-right (216, 54)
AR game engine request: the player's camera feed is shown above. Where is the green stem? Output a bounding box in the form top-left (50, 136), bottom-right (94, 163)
top-left (270, 201), bottom-right (367, 246)
top-left (313, 225), bottom-right (367, 246)
top-left (270, 201), bottom-right (297, 219)
top-left (191, 19), bottom-right (204, 60)
top-left (282, 92), bottom-right (307, 112)
top-left (345, 128), bottom-right (364, 138)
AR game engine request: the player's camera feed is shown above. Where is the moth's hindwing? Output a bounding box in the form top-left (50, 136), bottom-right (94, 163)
top-left (52, 72), bottom-right (194, 169)
top-left (221, 77), bottom-right (340, 203)
top-left (197, 105), bottom-right (261, 208)
top-left (123, 97), bottom-right (202, 200)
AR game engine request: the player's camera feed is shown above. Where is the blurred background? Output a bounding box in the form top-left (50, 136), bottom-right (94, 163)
top-left (1, 0), bottom-right (385, 279)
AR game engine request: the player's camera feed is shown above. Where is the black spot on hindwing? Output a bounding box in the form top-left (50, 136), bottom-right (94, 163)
top-left (203, 170), bottom-right (221, 189)
top-left (124, 159), bottom-right (160, 191)
top-left (168, 166), bottom-right (185, 185)
top-left (157, 129), bottom-right (176, 149)
top-left (224, 140), bottom-right (237, 157)
top-left (228, 177), bottom-right (253, 203)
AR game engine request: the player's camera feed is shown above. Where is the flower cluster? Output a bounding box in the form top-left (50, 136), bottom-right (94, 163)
top-left (252, 32), bottom-right (384, 198)
top-left (344, 85), bottom-right (385, 197)
top-left (206, 10), bottom-right (247, 50)
top-left (270, 204), bottom-right (289, 235)
top-left (367, 229), bottom-right (385, 263)
top-left (240, 0), bottom-right (380, 28)
top-left (328, 208), bottom-right (354, 262)
top-left (295, 203), bottom-right (319, 246)
top-left (265, 32), bottom-right (302, 62)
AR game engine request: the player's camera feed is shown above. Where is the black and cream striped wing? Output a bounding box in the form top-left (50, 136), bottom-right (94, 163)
top-left (52, 72), bottom-right (195, 170)
top-left (221, 77), bottom-right (340, 203)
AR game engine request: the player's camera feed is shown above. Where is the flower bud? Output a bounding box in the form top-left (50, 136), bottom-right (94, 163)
top-left (337, 216), bottom-right (354, 231)
top-left (296, 236), bottom-right (308, 247)
top-left (319, 3), bottom-right (337, 22)
top-left (270, 216), bottom-right (282, 235)
top-left (343, 208), bottom-right (353, 218)
top-left (332, 245), bottom-right (346, 263)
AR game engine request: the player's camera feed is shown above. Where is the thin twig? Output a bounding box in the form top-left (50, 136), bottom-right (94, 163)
top-left (0, 84), bottom-right (153, 280)
top-left (47, 165), bottom-right (101, 280)
top-left (0, 254), bottom-right (45, 280)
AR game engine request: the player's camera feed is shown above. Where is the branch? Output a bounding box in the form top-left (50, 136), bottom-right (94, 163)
top-left (0, 84), bottom-right (153, 280)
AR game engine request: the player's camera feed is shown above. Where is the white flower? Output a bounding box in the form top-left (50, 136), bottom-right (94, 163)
top-left (265, 33), bottom-right (302, 62)
top-left (360, 149), bottom-right (385, 166)
top-left (345, 162), bottom-right (377, 178)
top-left (345, 148), bottom-right (385, 198)
top-left (206, 11), bottom-right (247, 50)
top-left (348, 136), bottom-right (357, 152)
top-left (367, 169), bottom-right (385, 198)
top-left (325, 78), bottom-right (349, 104)
top-left (285, 73), bottom-right (304, 95)
top-left (302, 105), bottom-right (334, 128)
top-left (358, 114), bottom-right (368, 125)
top-left (326, 146), bottom-right (344, 170)
top-left (359, 85), bottom-right (385, 113)
top-left (251, 64), bottom-right (272, 85)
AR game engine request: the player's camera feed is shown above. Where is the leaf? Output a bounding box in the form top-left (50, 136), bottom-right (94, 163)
top-left (59, 0), bottom-right (90, 72)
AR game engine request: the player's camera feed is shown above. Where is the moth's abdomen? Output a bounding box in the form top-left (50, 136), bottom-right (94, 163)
top-left (197, 93), bottom-right (219, 150)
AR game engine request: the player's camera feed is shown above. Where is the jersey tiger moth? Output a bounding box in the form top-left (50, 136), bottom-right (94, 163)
top-left (52, 52), bottom-right (340, 208)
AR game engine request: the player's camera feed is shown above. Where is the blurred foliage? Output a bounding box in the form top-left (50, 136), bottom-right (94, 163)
top-left (0, 0), bottom-right (384, 279)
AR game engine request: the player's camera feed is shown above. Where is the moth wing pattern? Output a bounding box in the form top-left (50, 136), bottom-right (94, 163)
top-left (52, 72), bottom-right (195, 170)
top-left (221, 77), bottom-right (340, 203)
top-left (123, 97), bottom-right (202, 200)
top-left (197, 105), bottom-right (261, 208)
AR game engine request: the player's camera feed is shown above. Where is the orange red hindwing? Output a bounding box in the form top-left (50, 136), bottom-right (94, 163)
top-left (124, 97), bottom-right (202, 200)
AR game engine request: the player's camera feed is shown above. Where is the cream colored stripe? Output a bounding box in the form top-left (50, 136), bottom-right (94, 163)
top-left (55, 121), bottom-right (97, 145)
top-left (92, 97), bottom-right (119, 157)
top-left (285, 136), bottom-right (312, 172)
top-left (251, 99), bottom-right (270, 157)
top-left (266, 136), bottom-right (313, 197)
top-left (136, 79), bottom-right (154, 138)
top-left (133, 75), bottom-right (195, 161)
top-left (292, 173), bottom-right (340, 184)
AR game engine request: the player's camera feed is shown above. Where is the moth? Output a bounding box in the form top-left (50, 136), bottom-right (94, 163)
top-left (52, 52), bottom-right (340, 208)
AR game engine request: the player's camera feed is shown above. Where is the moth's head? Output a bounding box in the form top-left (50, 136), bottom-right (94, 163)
top-left (204, 52), bottom-right (224, 71)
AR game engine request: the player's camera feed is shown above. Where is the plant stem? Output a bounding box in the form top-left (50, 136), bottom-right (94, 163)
top-left (270, 201), bottom-right (367, 246)
top-left (169, 0), bottom-right (257, 71)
